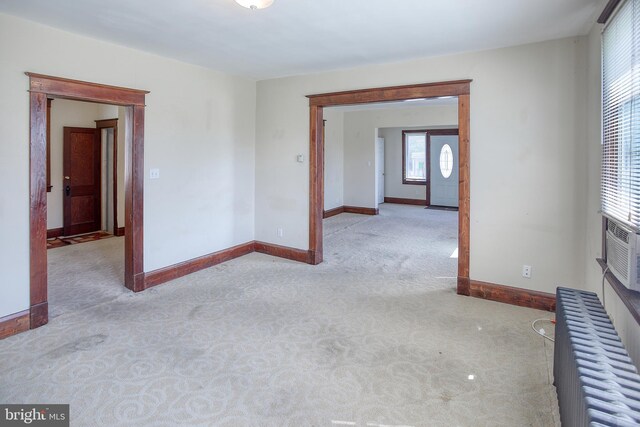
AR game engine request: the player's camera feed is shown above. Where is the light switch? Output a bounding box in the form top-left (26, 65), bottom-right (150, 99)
top-left (150, 168), bottom-right (160, 179)
top-left (297, 154), bottom-right (304, 163)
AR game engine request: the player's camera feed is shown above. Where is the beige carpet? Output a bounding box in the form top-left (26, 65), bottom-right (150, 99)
top-left (0, 204), bottom-right (559, 426)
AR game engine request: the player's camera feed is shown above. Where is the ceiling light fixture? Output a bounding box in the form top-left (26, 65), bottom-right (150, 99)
top-left (234, 0), bottom-right (274, 10)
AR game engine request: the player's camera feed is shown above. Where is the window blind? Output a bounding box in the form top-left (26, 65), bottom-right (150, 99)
top-left (602, 0), bottom-right (640, 230)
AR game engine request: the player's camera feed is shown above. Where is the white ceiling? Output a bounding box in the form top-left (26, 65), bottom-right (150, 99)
top-left (0, 0), bottom-right (606, 80)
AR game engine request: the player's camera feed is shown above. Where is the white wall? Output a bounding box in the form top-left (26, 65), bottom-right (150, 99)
top-left (0, 13), bottom-right (256, 318)
top-left (323, 108), bottom-right (344, 210)
top-left (46, 99), bottom-right (101, 229)
top-left (256, 36), bottom-right (588, 295)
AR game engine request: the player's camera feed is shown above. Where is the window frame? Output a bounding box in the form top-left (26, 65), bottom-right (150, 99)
top-left (402, 130), bottom-right (428, 185)
top-left (598, 0), bottom-right (640, 322)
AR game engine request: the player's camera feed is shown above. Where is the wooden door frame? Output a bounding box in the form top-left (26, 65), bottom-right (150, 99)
top-left (28, 73), bottom-right (149, 329)
top-left (95, 118), bottom-right (119, 233)
top-left (307, 80), bottom-right (472, 295)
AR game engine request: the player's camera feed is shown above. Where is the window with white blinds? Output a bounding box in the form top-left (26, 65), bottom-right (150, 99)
top-left (602, 0), bottom-right (640, 230)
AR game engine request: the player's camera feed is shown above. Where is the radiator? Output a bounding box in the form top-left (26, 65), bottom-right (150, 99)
top-left (554, 287), bottom-right (640, 426)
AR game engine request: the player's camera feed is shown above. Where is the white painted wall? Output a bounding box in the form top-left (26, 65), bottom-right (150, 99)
top-left (323, 108), bottom-right (344, 211)
top-left (46, 99), bottom-right (101, 229)
top-left (256, 37), bottom-right (588, 295)
top-left (0, 13), bottom-right (256, 318)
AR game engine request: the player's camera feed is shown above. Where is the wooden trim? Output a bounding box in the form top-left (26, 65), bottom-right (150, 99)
top-left (95, 119), bottom-right (119, 233)
top-left (323, 206), bottom-right (345, 218)
top-left (254, 241), bottom-right (314, 264)
top-left (457, 94), bottom-right (470, 291)
top-left (30, 302), bottom-right (48, 329)
top-left (0, 310), bottom-right (30, 340)
top-left (597, 258), bottom-right (640, 326)
top-left (457, 277), bottom-right (470, 296)
top-left (46, 99), bottom-right (52, 192)
top-left (308, 80), bottom-right (471, 291)
top-left (384, 197), bottom-right (427, 206)
top-left (144, 240), bottom-right (316, 289)
top-left (307, 80), bottom-right (472, 107)
top-left (26, 73), bottom-right (149, 106)
top-left (598, 0), bottom-right (622, 24)
top-left (469, 280), bottom-right (556, 312)
top-left (30, 91), bottom-right (48, 327)
top-left (143, 242), bottom-right (255, 289)
top-left (323, 205), bottom-right (379, 217)
top-left (114, 227), bottom-right (125, 237)
top-left (343, 206), bottom-right (378, 215)
top-left (426, 205), bottom-right (459, 211)
top-left (28, 73), bottom-right (148, 328)
top-left (46, 227), bottom-right (64, 239)
top-left (309, 105), bottom-right (324, 265)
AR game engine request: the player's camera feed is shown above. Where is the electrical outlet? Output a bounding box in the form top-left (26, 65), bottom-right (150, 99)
top-left (522, 265), bottom-right (532, 279)
top-left (277, 228), bottom-right (283, 238)
top-left (149, 168), bottom-right (160, 179)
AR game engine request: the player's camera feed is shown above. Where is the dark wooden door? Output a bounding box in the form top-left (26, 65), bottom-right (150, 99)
top-left (63, 127), bottom-right (101, 236)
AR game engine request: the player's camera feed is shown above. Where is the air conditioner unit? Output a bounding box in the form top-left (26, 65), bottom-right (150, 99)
top-left (606, 218), bottom-right (640, 291)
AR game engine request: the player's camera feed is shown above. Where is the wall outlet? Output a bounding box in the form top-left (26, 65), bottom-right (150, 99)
top-left (277, 228), bottom-right (283, 237)
top-left (149, 168), bottom-right (160, 179)
top-left (522, 265), bottom-right (532, 279)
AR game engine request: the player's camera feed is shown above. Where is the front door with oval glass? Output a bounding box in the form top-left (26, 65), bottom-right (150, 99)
top-left (429, 135), bottom-right (459, 207)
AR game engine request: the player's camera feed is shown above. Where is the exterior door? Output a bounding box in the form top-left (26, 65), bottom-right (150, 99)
top-left (63, 127), bottom-right (102, 236)
top-left (429, 134), bottom-right (459, 207)
top-left (376, 137), bottom-right (385, 205)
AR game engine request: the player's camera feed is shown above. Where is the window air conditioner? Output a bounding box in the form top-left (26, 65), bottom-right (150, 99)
top-left (606, 218), bottom-right (640, 291)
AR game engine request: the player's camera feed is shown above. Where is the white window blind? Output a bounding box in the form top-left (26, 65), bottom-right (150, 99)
top-left (602, 0), bottom-right (640, 230)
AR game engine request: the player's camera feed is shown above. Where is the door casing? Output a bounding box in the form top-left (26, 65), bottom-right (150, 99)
top-left (27, 72), bottom-right (149, 329)
top-left (306, 80), bottom-right (472, 295)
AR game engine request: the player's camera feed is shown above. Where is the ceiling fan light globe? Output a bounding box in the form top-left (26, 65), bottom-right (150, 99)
top-left (234, 0), bottom-right (274, 10)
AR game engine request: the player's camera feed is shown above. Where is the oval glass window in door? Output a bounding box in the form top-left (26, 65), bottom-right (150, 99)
top-left (439, 144), bottom-right (453, 178)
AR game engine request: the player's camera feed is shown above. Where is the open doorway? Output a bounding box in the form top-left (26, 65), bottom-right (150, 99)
top-left (306, 80), bottom-right (471, 295)
top-left (321, 96), bottom-right (460, 290)
top-left (45, 99), bottom-right (127, 318)
top-left (27, 73), bottom-right (148, 329)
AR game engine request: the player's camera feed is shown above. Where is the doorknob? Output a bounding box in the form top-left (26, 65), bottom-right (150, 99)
top-left (64, 176), bottom-right (70, 180)
top-left (65, 185), bottom-right (70, 196)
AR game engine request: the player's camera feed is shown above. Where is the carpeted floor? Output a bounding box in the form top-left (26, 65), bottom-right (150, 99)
top-left (0, 204), bottom-right (559, 426)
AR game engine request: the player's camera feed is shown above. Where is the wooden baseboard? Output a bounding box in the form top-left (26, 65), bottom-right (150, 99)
top-left (457, 276), bottom-right (470, 296)
top-left (30, 302), bottom-right (48, 329)
top-left (114, 227), bottom-right (125, 237)
top-left (143, 241), bottom-right (255, 289)
top-left (0, 310), bottom-right (30, 340)
top-left (46, 228), bottom-right (63, 239)
top-left (468, 280), bottom-right (556, 312)
top-left (323, 206), bottom-right (345, 219)
top-left (384, 197), bottom-right (427, 206)
top-left (254, 241), bottom-right (314, 264)
top-left (343, 206), bottom-right (379, 215)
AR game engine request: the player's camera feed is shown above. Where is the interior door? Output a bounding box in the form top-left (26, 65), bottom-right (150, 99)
top-left (376, 137), bottom-right (385, 205)
top-left (429, 134), bottom-right (459, 207)
top-left (63, 127), bottom-right (102, 236)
